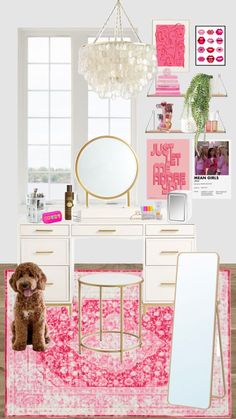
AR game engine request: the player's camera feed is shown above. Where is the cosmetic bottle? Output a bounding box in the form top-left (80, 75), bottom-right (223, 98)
top-left (65, 185), bottom-right (74, 220)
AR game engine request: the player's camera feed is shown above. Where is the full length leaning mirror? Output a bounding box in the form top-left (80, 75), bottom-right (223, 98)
top-left (168, 252), bottom-right (220, 409)
top-left (75, 136), bottom-right (139, 207)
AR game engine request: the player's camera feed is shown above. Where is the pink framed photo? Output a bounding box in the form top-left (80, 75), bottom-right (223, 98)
top-left (152, 20), bottom-right (189, 72)
top-left (147, 139), bottom-right (190, 199)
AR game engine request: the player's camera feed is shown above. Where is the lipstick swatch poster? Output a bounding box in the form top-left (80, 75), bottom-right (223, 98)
top-left (147, 139), bottom-right (189, 199)
top-left (153, 20), bottom-right (189, 72)
top-left (195, 25), bottom-right (226, 66)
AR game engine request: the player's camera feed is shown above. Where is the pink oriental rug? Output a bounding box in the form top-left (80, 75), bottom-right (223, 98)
top-left (5, 269), bottom-right (231, 417)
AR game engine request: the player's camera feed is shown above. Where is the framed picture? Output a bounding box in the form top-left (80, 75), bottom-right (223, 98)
top-left (193, 140), bottom-right (231, 199)
top-left (195, 25), bottom-right (226, 66)
top-left (147, 139), bottom-right (190, 199)
top-left (152, 20), bottom-right (189, 72)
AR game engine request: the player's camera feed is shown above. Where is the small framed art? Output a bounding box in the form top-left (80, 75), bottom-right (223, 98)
top-left (195, 25), bottom-right (226, 66)
top-left (152, 20), bottom-right (189, 72)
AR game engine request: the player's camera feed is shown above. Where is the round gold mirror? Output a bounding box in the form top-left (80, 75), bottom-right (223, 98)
top-left (75, 136), bottom-right (139, 206)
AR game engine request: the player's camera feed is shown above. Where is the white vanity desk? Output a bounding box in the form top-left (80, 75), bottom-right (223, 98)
top-left (18, 208), bottom-right (196, 313)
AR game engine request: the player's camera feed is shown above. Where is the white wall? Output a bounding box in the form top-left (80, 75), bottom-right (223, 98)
top-left (0, 0), bottom-right (235, 262)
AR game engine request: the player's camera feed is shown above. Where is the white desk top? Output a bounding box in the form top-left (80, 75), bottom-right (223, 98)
top-left (19, 206), bottom-right (193, 226)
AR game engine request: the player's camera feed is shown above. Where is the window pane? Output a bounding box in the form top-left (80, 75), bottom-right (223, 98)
top-left (28, 118), bottom-right (49, 144)
top-left (28, 146), bottom-right (49, 170)
top-left (110, 118), bottom-right (131, 142)
top-left (50, 92), bottom-right (71, 117)
top-left (28, 64), bottom-right (49, 90)
top-left (50, 37), bottom-right (71, 63)
top-left (50, 118), bottom-right (71, 144)
top-left (28, 37), bottom-right (49, 63)
top-left (50, 64), bottom-right (71, 90)
top-left (50, 172), bottom-right (71, 183)
top-left (88, 91), bottom-right (109, 117)
top-left (28, 182), bottom-right (49, 197)
top-left (28, 172), bottom-right (49, 183)
top-left (28, 92), bottom-right (49, 117)
top-left (50, 146), bottom-right (71, 170)
top-left (50, 183), bottom-right (70, 200)
top-left (110, 98), bottom-right (131, 117)
top-left (88, 118), bottom-right (109, 139)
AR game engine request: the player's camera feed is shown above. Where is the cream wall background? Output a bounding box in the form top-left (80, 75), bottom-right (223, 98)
top-left (0, 0), bottom-right (235, 262)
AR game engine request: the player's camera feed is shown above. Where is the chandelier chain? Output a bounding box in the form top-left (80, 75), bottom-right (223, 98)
top-left (94, 0), bottom-right (142, 44)
top-left (93, 1), bottom-right (117, 43)
top-left (119, 1), bottom-right (142, 43)
top-left (115, 0), bottom-right (123, 41)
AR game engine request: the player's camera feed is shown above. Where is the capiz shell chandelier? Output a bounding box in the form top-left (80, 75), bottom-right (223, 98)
top-left (78, 0), bottom-right (157, 99)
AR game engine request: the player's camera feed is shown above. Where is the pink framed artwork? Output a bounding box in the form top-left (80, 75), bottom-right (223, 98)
top-left (147, 139), bottom-right (190, 199)
top-left (152, 20), bottom-right (189, 72)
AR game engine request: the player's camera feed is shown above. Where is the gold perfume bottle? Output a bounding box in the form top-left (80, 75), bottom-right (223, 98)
top-left (65, 185), bottom-right (74, 220)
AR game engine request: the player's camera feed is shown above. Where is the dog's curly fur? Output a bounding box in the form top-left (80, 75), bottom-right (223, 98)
top-left (9, 262), bottom-right (50, 351)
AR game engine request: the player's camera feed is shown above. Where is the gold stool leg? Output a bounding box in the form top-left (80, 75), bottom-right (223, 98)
top-left (78, 281), bottom-right (82, 354)
top-left (139, 283), bottom-right (142, 348)
top-left (120, 287), bottom-right (124, 362)
top-left (99, 286), bottom-right (103, 341)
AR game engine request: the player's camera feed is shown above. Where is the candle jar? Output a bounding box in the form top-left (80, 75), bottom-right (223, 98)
top-left (205, 112), bottom-right (219, 132)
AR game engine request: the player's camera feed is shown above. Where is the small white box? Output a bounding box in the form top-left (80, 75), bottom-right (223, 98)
top-left (167, 190), bottom-right (192, 223)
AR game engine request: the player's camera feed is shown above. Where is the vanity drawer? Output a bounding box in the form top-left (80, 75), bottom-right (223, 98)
top-left (145, 224), bottom-right (195, 236)
top-left (146, 238), bottom-right (194, 266)
top-left (72, 225), bottom-right (143, 236)
top-left (145, 266), bottom-right (176, 303)
top-left (20, 224), bottom-right (69, 236)
top-left (21, 238), bottom-right (69, 265)
top-left (41, 266), bottom-right (69, 302)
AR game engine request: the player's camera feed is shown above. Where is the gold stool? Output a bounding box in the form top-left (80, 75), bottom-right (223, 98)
top-left (78, 273), bottom-right (143, 362)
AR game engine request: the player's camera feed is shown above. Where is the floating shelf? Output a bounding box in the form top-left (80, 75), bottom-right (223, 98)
top-left (145, 129), bottom-right (226, 134)
top-left (147, 74), bottom-right (228, 98)
top-left (147, 93), bottom-right (227, 98)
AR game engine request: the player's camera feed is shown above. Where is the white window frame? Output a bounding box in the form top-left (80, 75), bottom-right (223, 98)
top-left (18, 28), bottom-right (138, 206)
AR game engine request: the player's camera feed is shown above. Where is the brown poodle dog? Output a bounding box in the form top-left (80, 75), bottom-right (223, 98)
top-left (9, 262), bottom-right (50, 351)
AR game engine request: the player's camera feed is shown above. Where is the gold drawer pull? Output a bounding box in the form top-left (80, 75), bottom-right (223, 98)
top-left (45, 282), bottom-right (54, 286)
top-left (160, 229), bottom-right (179, 232)
top-left (97, 229), bottom-right (116, 233)
top-left (35, 251), bottom-right (54, 254)
top-left (160, 251), bottom-right (179, 255)
top-left (35, 229), bottom-right (54, 232)
top-left (160, 282), bottom-right (176, 286)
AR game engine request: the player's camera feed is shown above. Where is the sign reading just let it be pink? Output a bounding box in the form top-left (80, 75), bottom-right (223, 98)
top-left (147, 139), bottom-right (189, 199)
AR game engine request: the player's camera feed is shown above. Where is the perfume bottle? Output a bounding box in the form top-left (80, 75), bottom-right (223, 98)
top-left (65, 185), bottom-right (74, 220)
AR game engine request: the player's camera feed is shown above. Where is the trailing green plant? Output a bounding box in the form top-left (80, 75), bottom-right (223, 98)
top-left (184, 73), bottom-right (213, 148)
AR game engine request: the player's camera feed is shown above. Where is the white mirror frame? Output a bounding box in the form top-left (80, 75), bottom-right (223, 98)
top-left (168, 252), bottom-right (221, 409)
top-left (75, 136), bottom-right (139, 207)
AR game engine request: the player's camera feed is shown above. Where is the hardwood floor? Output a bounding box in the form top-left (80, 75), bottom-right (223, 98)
top-left (0, 263), bottom-right (235, 419)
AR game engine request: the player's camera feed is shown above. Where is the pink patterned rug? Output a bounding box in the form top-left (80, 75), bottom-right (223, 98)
top-left (5, 269), bottom-right (231, 417)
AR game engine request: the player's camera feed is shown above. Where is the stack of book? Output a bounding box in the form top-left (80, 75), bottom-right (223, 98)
top-left (155, 73), bottom-right (181, 96)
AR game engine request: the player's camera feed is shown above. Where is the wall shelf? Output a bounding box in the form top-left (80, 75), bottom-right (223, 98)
top-left (147, 93), bottom-right (227, 98)
top-left (145, 129), bottom-right (226, 134)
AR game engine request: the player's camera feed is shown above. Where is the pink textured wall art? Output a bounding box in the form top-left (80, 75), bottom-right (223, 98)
top-left (153, 20), bottom-right (189, 71)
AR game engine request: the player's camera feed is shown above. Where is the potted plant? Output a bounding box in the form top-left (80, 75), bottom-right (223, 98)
top-left (183, 73), bottom-right (213, 149)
